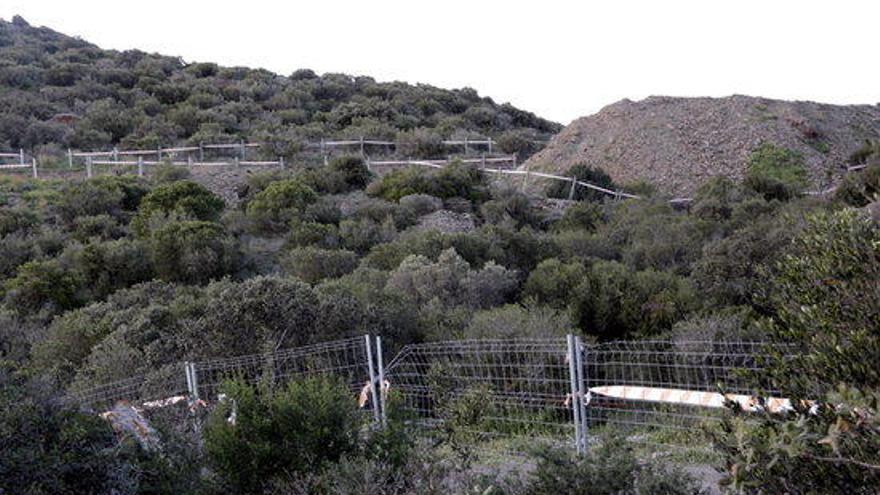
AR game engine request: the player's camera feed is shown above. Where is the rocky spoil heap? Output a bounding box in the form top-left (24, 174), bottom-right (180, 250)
top-left (524, 95), bottom-right (880, 196)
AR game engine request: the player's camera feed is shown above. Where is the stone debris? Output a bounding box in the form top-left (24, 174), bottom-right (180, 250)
top-left (524, 95), bottom-right (880, 196)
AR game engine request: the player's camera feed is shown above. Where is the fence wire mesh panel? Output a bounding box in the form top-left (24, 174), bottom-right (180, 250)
top-left (193, 337), bottom-right (372, 401)
top-left (68, 363), bottom-right (188, 412)
top-left (584, 340), bottom-right (777, 447)
top-left (385, 338), bottom-right (575, 456)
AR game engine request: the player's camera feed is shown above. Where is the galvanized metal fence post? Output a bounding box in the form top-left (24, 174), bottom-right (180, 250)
top-left (567, 334), bottom-right (584, 455)
top-left (364, 335), bottom-right (381, 424)
top-left (375, 335), bottom-right (387, 426)
top-left (190, 362), bottom-right (200, 401)
top-left (575, 336), bottom-right (588, 453)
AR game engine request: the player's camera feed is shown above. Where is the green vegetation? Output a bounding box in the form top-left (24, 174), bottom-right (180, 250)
top-left (0, 15), bottom-right (877, 494)
top-left (0, 18), bottom-right (559, 159)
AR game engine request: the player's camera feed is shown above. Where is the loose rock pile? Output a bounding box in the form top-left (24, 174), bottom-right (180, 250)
top-left (524, 95), bottom-right (880, 196)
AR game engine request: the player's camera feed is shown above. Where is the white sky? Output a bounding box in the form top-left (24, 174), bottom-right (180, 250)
top-left (2, 0), bottom-right (879, 125)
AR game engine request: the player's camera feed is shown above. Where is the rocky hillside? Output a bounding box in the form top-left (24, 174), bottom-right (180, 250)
top-left (524, 95), bottom-right (880, 196)
top-left (0, 16), bottom-right (560, 158)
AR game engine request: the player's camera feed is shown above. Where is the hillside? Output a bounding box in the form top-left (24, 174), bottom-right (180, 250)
top-left (0, 16), bottom-right (560, 158)
top-left (524, 95), bottom-right (880, 196)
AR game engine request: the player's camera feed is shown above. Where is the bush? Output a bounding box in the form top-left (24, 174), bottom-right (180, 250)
top-left (480, 188), bottom-right (545, 229)
top-left (0, 368), bottom-right (145, 495)
top-left (70, 214), bottom-right (125, 242)
top-left (367, 162), bottom-right (488, 203)
top-left (569, 260), bottom-right (697, 340)
top-left (69, 239), bottom-right (154, 301)
top-left (282, 246), bottom-right (358, 284)
top-left (744, 142), bottom-right (809, 200)
top-left (522, 258), bottom-right (587, 309)
top-left (328, 155), bottom-right (372, 190)
top-left (286, 220), bottom-right (340, 249)
top-left (245, 178), bottom-right (318, 233)
top-left (150, 220), bottom-right (238, 284)
top-left (152, 162), bottom-right (191, 183)
top-left (553, 201), bottom-right (604, 232)
top-left (465, 303), bottom-right (573, 339)
top-left (398, 193), bottom-right (442, 218)
top-left (340, 216), bottom-right (397, 254)
top-left (56, 175), bottom-right (150, 224)
top-left (546, 163), bottom-right (617, 202)
top-left (3, 259), bottom-right (80, 315)
top-left (527, 435), bottom-right (706, 495)
top-left (131, 180), bottom-right (224, 236)
top-left (717, 209), bottom-right (880, 493)
top-left (204, 376), bottom-right (361, 494)
top-left (834, 163), bottom-right (880, 207)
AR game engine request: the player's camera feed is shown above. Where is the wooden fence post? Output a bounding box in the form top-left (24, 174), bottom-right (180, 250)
top-left (31, 158), bottom-right (37, 179)
top-left (137, 156), bottom-right (144, 177)
top-left (568, 176), bottom-right (577, 200)
top-left (67, 148), bottom-right (73, 168)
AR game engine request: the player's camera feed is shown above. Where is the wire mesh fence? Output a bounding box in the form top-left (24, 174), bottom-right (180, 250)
top-left (385, 338), bottom-right (576, 455)
top-left (583, 340), bottom-right (778, 449)
top-left (67, 363), bottom-right (189, 412)
top-left (69, 335), bottom-right (788, 459)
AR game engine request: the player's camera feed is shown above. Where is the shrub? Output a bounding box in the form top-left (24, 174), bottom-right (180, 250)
top-left (70, 214), bottom-right (125, 242)
top-left (395, 127), bottom-right (444, 158)
top-left (0, 368), bottom-right (140, 495)
top-left (282, 246), bottom-right (358, 284)
top-left (0, 207), bottom-right (38, 236)
top-left (152, 162), bottom-right (191, 183)
top-left (526, 435), bottom-right (706, 495)
top-left (744, 142), bottom-right (809, 200)
top-left (398, 193), bottom-right (442, 218)
top-left (328, 155), bottom-right (372, 190)
top-left (546, 163), bottom-right (617, 202)
top-left (69, 239), bottom-right (154, 301)
top-left (480, 188), bottom-right (545, 229)
top-left (131, 181), bottom-right (224, 236)
top-left (717, 209), bottom-right (880, 493)
top-left (834, 163), bottom-right (880, 207)
top-left (367, 162), bottom-right (488, 203)
top-left (3, 259), bottom-right (80, 315)
top-left (245, 178), bottom-right (317, 232)
top-left (553, 201), bottom-right (604, 232)
top-left (204, 376), bottom-right (361, 494)
top-left (286, 220), bottom-right (340, 249)
top-left (340, 217), bottom-right (397, 254)
top-left (465, 303), bottom-right (573, 340)
top-left (522, 258), bottom-right (587, 309)
top-left (150, 220), bottom-right (238, 284)
top-left (56, 175), bottom-right (150, 224)
top-left (569, 260), bottom-right (697, 340)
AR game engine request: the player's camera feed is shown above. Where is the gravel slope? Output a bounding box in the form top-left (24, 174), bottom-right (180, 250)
top-left (524, 95), bottom-right (880, 196)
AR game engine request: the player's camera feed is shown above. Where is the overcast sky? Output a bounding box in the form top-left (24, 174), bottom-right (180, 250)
top-left (3, 0), bottom-right (879, 125)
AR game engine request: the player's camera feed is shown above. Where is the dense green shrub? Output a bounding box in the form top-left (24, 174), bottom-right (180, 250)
top-left (480, 188), bottom-right (546, 229)
top-left (286, 220), bottom-right (340, 248)
top-left (398, 193), bottom-right (442, 218)
top-left (70, 214), bottom-right (125, 242)
top-left (339, 216), bottom-right (397, 254)
top-left (465, 303), bottom-right (573, 339)
top-left (3, 259), bottom-right (80, 315)
top-left (150, 220), bottom-right (238, 284)
top-left (526, 435), bottom-right (706, 495)
top-left (131, 180), bottom-right (224, 236)
top-left (152, 162), bottom-right (191, 183)
top-left (744, 142), bottom-right (809, 200)
top-left (569, 260), bottom-right (697, 340)
top-left (282, 246), bottom-right (358, 284)
top-left (552, 201), bottom-right (604, 232)
top-left (327, 155), bottom-right (372, 190)
top-left (367, 162), bottom-right (488, 203)
top-left (56, 175), bottom-right (150, 224)
top-left (245, 178), bottom-right (317, 232)
top-left (68, 239), bottom-right (154, 301)
top-left (834, 163), bottom-right (880, 207)
top-left (717, 209), bottom-right (880, 493)
top-left (204, 376), bottom-right (361, 494)
top-left (546, 163), bottom-right (617, 202)
top-left (522, 258), bottom-right (587, 309)
top-left (0, 368), bottom-right (139, 495)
